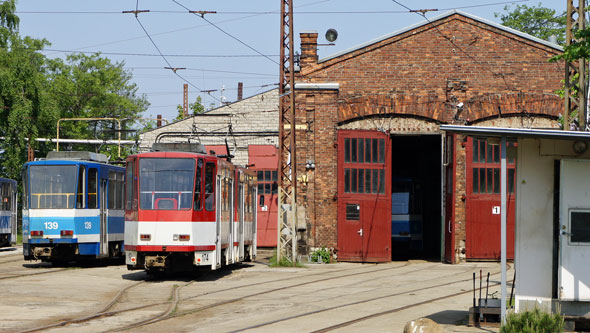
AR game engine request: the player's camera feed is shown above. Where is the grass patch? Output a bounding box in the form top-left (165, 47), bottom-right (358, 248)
top-left (17, 232), bottom-right (22, 245)
top-left (269, 251), bottom-right (305, 268)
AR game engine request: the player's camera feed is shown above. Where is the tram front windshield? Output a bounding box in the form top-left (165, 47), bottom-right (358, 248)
top-left (29, 165), bottom-right (77, 209)
top-left (139, 158), bottom-right (195, 210)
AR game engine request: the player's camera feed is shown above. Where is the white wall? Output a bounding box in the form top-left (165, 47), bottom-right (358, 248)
top-left (515, 138), bottom-right (590, 311)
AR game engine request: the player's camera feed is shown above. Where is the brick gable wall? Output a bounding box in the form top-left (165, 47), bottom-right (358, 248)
top-left (294, 13), bottom-right (563, 255)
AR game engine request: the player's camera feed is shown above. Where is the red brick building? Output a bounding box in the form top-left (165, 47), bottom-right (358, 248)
top-left (292, 11), bottom-right (563, 263)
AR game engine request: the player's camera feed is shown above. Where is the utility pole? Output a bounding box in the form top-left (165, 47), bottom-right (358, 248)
top-left (564, 0), bottom-right (586, 130)
top-left (277, 0), bottom-right (297, 264)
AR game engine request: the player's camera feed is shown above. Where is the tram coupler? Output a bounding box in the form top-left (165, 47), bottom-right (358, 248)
top-left (145, 255), bottom-right (167, 269)
top-left (33, 247), bottom-right (52, 259)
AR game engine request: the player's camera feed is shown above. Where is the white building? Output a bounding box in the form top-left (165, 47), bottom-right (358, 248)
top-left (443, 125), bottom-right (590, 322)
top-left (140, 89), bottom-right (278, 167)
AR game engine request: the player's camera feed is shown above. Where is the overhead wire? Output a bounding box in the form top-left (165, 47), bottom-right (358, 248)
top-left (126, 4), bottom-right (228, 106)
top-left (27, 0), bottom-right (322, 57)
top-left (41, 49), bottom-right (279, 58)
top-left (171, 0), bottom-right (279, 66)
top-left (127, 66), bottom-right (276, 76)
top-left (16, 1), bottom-right (531, 15)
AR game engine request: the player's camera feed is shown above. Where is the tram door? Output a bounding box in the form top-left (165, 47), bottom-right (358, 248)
top-left (215, 175), bottom-right (222, 269)
top-left (238, 182), bottom-right (245, 261)
top-left (11, 188), bottom-right (17, 245)
top-left (228, 178), bottom-right (234, 264)
top-left (100, 179), bottom-right (108, 256)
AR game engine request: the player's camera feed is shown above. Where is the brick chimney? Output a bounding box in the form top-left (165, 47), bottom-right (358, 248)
top-left (300, 31), bottom-right (318, 68)
top-left (237, 82), bottom-right (243, 101)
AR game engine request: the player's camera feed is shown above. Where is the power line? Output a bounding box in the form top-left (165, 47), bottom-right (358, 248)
top-left (142, 83), bottom-right (278, 95)
top-left (171, 0), bottom-right (280, 66)
top-left (39, 0), bottom-right (331, 56)
top-left (16, 1), bottom-right (531, 15)
top-left (127, 66), bottom-right (276, 76)
top-left (126, 7), bottom-right (227, 106)
top-left (41, 49), bottom-right (280, 58)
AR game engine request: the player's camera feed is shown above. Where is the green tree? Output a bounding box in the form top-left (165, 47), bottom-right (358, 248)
top-left (495, 3), bottom-right (566, 45)
top-left (0, 0), bottom-right (53, 179)
top-left (175, 96), bottom-right (206, 121)
top-left (0, 0), bottom-right (149, 176)
top-left (45, 53), bottom-right (149, 160)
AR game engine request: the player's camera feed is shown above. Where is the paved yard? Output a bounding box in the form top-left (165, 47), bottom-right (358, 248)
top-left (0, 247), bottom-right (509, 332)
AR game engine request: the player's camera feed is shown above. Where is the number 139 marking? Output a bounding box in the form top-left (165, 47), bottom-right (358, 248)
top-left (44, 222), bottom-right (58, 229)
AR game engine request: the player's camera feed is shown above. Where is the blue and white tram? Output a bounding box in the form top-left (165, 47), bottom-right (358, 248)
top-left (0, 178), bottom-right (17, 247)
top-left (22, 151), bottom-right (125, 263)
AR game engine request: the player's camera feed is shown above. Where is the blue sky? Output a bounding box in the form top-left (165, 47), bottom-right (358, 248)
top-left (15, 0), bottom-right (566, 122)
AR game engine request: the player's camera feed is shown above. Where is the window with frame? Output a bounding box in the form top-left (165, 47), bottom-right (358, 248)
top-left (88, 168), bottom-right (98, 209)
top-left (1, 182), bottom-right (11, 211)
top-left (471, 138), bottom-right (516, 194)
top-left (257, 170), bottom-right (277, 198)
top-left (139, 158), bottom-right (195, 210)
top-left (343, 137), bottom-right (386, 194)
top-left (205, 162), bottom-right (215, 211)
top-left (570, 211), bottom-right (590, 243)
top-left (30, 165), bottom-right (77, 209)
top-left (77, 166), bottom-right (86, 209)
top-left (194, 159), bottom-right (203, 211)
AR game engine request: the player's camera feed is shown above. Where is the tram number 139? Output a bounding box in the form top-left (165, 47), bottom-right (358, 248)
top-left (44, 222), bottom-right (58, 229)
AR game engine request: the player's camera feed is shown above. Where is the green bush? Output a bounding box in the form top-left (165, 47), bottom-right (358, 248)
top-left (500, 307), bottom-right (564, 333)
top-left (311, 247), bottom-right (330, 263)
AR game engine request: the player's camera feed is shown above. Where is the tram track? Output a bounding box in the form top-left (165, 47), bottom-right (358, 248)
top-left (310, 271), bottom-right (504, 333)
top-left (12, 261), bottom-right (486, 332)
top-left (0, 267), bottom-right (69, 281)
top-left (0, 253), bottom-right (24, 264)
top-left (232, 265), bottom-right (502, 332)
top-left (111, 261), bottom-right (433, 331)
top-left (21, 262), bottom-right (411, 332)
top-left (18, 281), bottom-right (149, 333)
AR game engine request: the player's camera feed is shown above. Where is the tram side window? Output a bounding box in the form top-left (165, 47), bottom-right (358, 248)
top-left (194, 159), bottom-right (203, 211)
top-left (125, 161), bottom-right (135, 210)
top-left (21, 168), bottom-right (28, 209)
top-left (88, 168), bottom-right (98, 209)
top-left (77, 166), bottom-right (86, 208)
top-left (205, 162), bottom-right (215, 211)
top-left (1, 183), bottom-right (10, 211)
top-left (108, 171), bottom-right (116, 209)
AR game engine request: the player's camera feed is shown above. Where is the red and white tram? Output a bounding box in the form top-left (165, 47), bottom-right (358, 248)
top-left (124, 143), bottom-right (257, 273)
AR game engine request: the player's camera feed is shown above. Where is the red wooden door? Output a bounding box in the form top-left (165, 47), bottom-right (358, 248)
top-left (465, 137), bottom-right (516, 259)
top-left (337, 130), bottom-right (391, 262)
top-left (248, 146), bottom-right (278, 247)
top-left (339, 201), bottom-right (363, 260)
